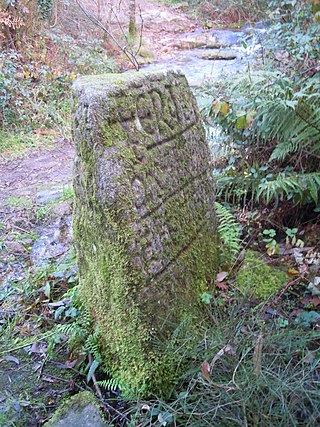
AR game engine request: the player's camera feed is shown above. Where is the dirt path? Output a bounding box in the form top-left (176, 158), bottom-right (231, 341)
top-left (0, 141), bottom-right (74, 207)
top-left (138, 1), bottom-right (199, 56)
top-left (0, 1), bottom-right (200, 207)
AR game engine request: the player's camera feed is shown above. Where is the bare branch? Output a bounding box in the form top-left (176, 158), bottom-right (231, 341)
top-left (75, 0), bottom-right (143, 71)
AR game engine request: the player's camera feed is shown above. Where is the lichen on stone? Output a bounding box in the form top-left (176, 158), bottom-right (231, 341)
top-left (235, 250), bottom-right (288, 300)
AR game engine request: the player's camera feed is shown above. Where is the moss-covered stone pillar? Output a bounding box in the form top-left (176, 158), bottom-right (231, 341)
top-left (72, 70), bottom-right (218, 396)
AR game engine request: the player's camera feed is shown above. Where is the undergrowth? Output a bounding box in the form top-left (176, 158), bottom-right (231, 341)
top-left (200, 0), bottom-right (320, 227)
top-left (118, 303), bottom-right (320, 426)
top-left (161, 0), bottom-right (269, 25)
top-left (0, 31), bottom-right (117, 151)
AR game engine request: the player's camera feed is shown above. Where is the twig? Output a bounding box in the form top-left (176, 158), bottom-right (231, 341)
top-left (274, 276), bottom-right (302, 303)
top-left (37, 353), bottom-right (49, 381)
top-left (88, 353), bottom-right (103, 399)
top-left (10, 224), bottom-right (30, 234)
top-left (75, 0), bottom-right (140, 70)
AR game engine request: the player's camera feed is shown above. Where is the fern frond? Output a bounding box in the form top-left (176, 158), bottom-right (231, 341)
top-left (215, 174), bottom-right (261, 205)
top-left (0, 11), bottom-right (24, 29)
top-left (97, 377), bottom-right (122, 392)
top-left (257, 172), bottom-right (320, 205)
top-left (215, 202), bottom-right (241, 264)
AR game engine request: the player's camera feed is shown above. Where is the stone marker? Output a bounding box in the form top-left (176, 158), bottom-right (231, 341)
top-left (72, 70), bottom-right (218, 396)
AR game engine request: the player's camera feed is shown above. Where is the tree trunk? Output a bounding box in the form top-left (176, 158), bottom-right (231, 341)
top-left (128, 0), bottom-right (137, 39)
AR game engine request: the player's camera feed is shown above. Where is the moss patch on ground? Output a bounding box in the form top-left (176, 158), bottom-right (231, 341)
top-left (235, 250), bottom-right (289, 300)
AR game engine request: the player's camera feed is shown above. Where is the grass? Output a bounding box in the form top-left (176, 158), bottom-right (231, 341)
top-left (121, 307), bottom-right (319, 426)
top-left (60, 186), bottom-right (74, 201)
top-left (4, 196), bottom-right (33, 209)
top-left (0, 131), bottom-right (59, 159)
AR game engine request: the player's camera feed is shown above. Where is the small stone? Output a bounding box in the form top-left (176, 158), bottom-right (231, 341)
top-left (199, 49), bottom-right (238, 60)
top-left (4, 241), bottom-right (25, 254)
top-left (45, 392), bottom-right (105, 427)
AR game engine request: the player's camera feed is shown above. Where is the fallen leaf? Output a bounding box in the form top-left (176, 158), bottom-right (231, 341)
top-left (312, 296), bottom-right (320, 308)
top-left (253, 334), bottom-right (263, 376)
top-left (201, 360), bottom-right (211, 382)
top-left (216, 281), bottom-right (228, 290)
top-left (33, 129), bottom-right (61, 136)
top-left (287, 268), bottom-right (300, 276)
top-left (211, 344), bottom-right (236, 367)
top-left (48, 301), bottom-right (65, 308)
top-left (0, 355), bottom-right (19, 365)
top-left (216, 272), bottom-right (228, 282)
top-left (30, 342), bottom-right (47, 354)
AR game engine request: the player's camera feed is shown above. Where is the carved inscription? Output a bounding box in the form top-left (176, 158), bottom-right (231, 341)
top-left (73, 69), bottom-right (217, 316)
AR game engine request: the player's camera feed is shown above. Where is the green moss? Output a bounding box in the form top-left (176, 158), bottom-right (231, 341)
top-left (235, 250), bottom-right (288, 300)
top-left (138, 46), bottom-right (154, 60)
top-left (0, 347), bottom-right (77, 426)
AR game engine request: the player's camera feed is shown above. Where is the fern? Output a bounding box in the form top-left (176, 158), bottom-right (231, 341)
top-left (0, 11), bottom-right (24, 29)
top-left (97, 377), bottom-right (123, 392)
top-left (257, 172), bottom-right (320, 205)
top-left (211, 72), bottom-right (320, 211)
top-left (215, 202), bottom-right (241, 264)
top-left (52, 288), bottom-right (127, 393)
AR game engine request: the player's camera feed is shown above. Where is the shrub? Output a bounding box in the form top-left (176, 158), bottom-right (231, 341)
top-left (0, 32), bottom-right (117, 130)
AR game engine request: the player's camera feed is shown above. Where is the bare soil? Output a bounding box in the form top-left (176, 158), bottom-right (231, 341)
top-left (0, 141), bottom-right (74, 207)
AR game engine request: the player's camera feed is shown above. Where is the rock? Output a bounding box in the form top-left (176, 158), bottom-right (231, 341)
top-left (212, 29), bottom-right (245, 47)
top-left (30, 213), bottom-right (72, 267)
top-left (137, 46), bottom-right (155, 65)
top-left (45, 392), bottom-right (105, 427)
top-left (175, 33), bottom-right (221, 49)
top-left (4, 241), bottom-right (25, 254)
top-left (37, 188), bottom-right (63, 204)
top-left (72, 70), bottom-right (218, 396)
top-left (199, 49), bottom-right (238, 60)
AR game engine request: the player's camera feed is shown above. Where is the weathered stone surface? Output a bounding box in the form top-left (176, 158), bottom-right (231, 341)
top-left (46, 392), bottom-right (105, 427)
top-left (72, 70), bottom-right (218, 396)
top-left (199, 49), bottom-right (238, 60)
top-left (173, 33), bottom-right (221, 49)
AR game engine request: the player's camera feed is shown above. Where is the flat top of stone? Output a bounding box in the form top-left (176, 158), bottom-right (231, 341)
top-left (73, 69), bottom-right (184, 96)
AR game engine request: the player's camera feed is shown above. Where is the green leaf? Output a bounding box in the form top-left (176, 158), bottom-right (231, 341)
top-left (201, 292), bottom-right (213, 305)
top-left (220, 101), bottom-right (230, 116)
top-left (87, 359), bottom-right (99, 383)
top-left (236, 115), bottom-right (248, 130)
top-left (54, 306), bottom-right (66, 320)
top-left (43, 282), bottom-right (51, 299)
